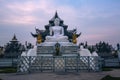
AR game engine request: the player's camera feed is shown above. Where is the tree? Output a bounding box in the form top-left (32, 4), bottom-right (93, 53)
top-left (95, 41), bottom-right (113, 53)
top-left (84, 41), bottom-right (88, 48)
top-left (117, 43), bottom-right (120, 50)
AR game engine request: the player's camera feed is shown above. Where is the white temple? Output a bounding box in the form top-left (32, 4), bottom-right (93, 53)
top-left (20, 12), bottom-right (100, 72)
top-left (22, 11), bottom-right (99, 59)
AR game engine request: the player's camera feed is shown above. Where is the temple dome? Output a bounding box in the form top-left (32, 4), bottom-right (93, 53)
top-left (92, 51), bottom-right (98, 56)
top-left (79, 46), bottom-right (91, 56)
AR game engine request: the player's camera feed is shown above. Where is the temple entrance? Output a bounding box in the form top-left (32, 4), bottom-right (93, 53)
top-left (54, 57), bottom-right (65, 72)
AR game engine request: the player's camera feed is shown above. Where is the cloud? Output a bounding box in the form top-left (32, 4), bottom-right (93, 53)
top-left (0, 0), bottom-right (79, 27)
top-left (0, 0), bottom-right (52, 24)
top-left (0, 0), bottom-right (120, 46)
top-left (1, 15), bottom-right (37, 24)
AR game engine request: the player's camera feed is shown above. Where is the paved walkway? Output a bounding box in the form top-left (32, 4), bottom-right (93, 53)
top-left (0, 69), bottom-right (120, 80)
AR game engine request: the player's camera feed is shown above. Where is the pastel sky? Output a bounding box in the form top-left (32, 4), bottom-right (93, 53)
top-left (0, 0), bottom-right (120, 46)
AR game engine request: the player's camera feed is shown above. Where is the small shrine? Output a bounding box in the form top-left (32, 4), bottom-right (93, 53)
top-left (4, 34), bottom-right (25, 58)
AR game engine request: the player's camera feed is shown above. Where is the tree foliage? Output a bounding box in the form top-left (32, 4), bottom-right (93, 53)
top-left (95, 41), bottom-right (113, 53)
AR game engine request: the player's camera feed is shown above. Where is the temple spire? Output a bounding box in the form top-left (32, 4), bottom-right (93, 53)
top-left (50, 11), bottom-right (62, 21)
top-left (55, 11), bottom-right (58, 18)
top-left (11, 34), bottom-right (18, 42)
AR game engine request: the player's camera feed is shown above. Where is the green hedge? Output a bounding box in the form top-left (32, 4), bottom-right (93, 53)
top-left (0, 67), bottom-right (17, 73)
top-left (101, 75), bottom-right (120, 80)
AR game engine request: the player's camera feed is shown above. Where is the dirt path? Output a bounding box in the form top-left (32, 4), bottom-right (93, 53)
top-left (0, 69), bottom-right (120, 80)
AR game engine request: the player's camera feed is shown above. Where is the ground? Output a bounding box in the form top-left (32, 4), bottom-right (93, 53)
top-left (0, 69), bottom-right (120, 80)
